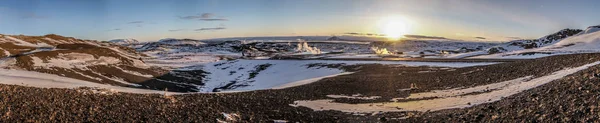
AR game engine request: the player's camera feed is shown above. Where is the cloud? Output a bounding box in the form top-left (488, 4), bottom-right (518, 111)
top-left (344, 32), bottom-right (386, 36)
top-left (127, 21), bottom-right (144, 24)
top-left (169, 29), bottom-right (186, 32)
top-left (403, 35), bottom-right (447, 39)
top-left (474, 37), bottom-right (486, 39)
top-left (179, 13), bottom-right (228, 21)
top-left (505, 36), bottom-right (523, 40)
top-left (201, 13), bottom-right (214, 18)
top-left (194, 27), bottom-right (226, 31)
top-left (199, 18), bottom-right (228, 21)
top-left (179, 15), bottom-right (202, 20)
top-left (21, 13), bottom-right (48, 19)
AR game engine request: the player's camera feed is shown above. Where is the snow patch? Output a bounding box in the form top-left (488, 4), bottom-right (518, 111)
top-left (31, 53), bottom-right (121, 69)
top-left (272, 72), bottom-right (354, 89)
top-left (326, 94), bottom-right (381, 100)
top-left (0, 68), bottom-right (170, 94)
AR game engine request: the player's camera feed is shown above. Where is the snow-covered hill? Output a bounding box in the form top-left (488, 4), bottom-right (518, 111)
top-left (108, 39), bottom-right (140, 46)
top-left (471, 25), bottom-right (600, 59)
top-left (448, 28), bottom-right (584, 58)
top-left (0, 34), bottom-right (203, 92)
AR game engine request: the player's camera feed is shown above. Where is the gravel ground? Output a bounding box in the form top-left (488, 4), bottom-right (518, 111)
top-left (1, 53), bottom-right (600, 122)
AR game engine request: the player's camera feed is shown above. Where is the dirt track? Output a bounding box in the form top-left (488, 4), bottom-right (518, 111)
top-left (0, 53), bottom-right (599, 122)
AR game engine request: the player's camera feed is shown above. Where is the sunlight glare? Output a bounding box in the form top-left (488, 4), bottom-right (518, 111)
top-left (378, 16), bottom-right (411, 40)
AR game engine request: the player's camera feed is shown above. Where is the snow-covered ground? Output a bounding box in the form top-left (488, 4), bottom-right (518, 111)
top-left (143, 52), bottom-right (231, 68)
top-left (0, 68), bottom-right (169, 94)
top-left (196, 59), bottom-right (497, 92)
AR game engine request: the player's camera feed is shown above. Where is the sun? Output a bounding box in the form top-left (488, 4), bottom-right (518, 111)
top-left (378, 16), bottom-right (411, 40)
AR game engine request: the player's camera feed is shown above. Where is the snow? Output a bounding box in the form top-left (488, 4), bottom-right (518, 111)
top-left (467, 26), bottom-right (600, 59)
top-left (2, 36), bottom-right (52, 47)
top-left (31, 53), bottom-right (121, 69)
top-left (445, 51), bottom-right (488, 58)
top-left (0, 48), bottom-right (10, 56)
top-left (272, 72), bottom-right (354, 89)
top-left (158, 38), bottom-right (205, 46)
top-left (581, 25), bottom-right (600, 34)
top-left (0, 68), bottom-right (170, 94)
top-left (291, 61), bottom-right (600, 113)
top-left (471, 53), bottom-right (553, 59)
top-left (143, 52), bottom-right (225, 68)
top-left (397, 76), bottom-right (533, 100)
top-left (327, 54), bottom-right (381, 59)
top-left (109, 39), bottom-right (139, 45)
top-left (115, 67), bottom-right (154, 78)
top-left (104, 47), bottom-right (151, 69)
top-left (326, 94), bottom-right (381, 100)
top-left (199, 60), bottom-right (497, 92)
top-left (3, 36), bottom-right (39, 47)
top-left (42, 37), bottom-right (66, 44)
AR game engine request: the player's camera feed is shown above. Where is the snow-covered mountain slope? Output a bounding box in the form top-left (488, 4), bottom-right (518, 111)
top-left (0, 34), bottom-right (205, 92)
top-left (472, 25), bottom-right (600, 59)
top-left (0, 34), bottom-right (98, 58)
top-left (448, 28), bottom-right (583, 58)
top-left (108, 38), bottom-right (140, 46)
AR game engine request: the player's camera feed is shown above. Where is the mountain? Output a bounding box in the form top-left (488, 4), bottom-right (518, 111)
top-left (158, 38), bottom-right (205, 45)
top-left (466, 25), bottom-right (600, 59)
top-left (446, 28), bottom-right (584, 58)
top-left (486, 28), bottom-right (583, 54)
top-left (0, 34), bottom-right (202, 92)
top-left (108, 39), bottom-right (140, 46)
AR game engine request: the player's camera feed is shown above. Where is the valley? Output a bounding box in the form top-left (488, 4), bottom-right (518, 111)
top-left (0, 25), bottom-right (599, 122)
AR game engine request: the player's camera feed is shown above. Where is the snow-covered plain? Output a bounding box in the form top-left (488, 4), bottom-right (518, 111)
top-left (197, 59), bottom-right (497, 92)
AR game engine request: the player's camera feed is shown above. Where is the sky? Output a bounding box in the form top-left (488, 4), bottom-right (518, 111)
top-left (0, 0), bottom-right (599, 42)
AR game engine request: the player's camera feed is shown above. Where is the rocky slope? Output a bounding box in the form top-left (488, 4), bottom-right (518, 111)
top-left (0, 34), bottom-right (201, 92)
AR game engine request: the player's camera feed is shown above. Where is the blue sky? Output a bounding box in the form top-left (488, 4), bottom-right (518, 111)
top-left (1, 0), bottom-right (599, 41)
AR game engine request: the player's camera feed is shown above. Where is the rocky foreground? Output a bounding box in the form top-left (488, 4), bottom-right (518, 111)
top-left (1, 53), bottom-right (600, 122)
